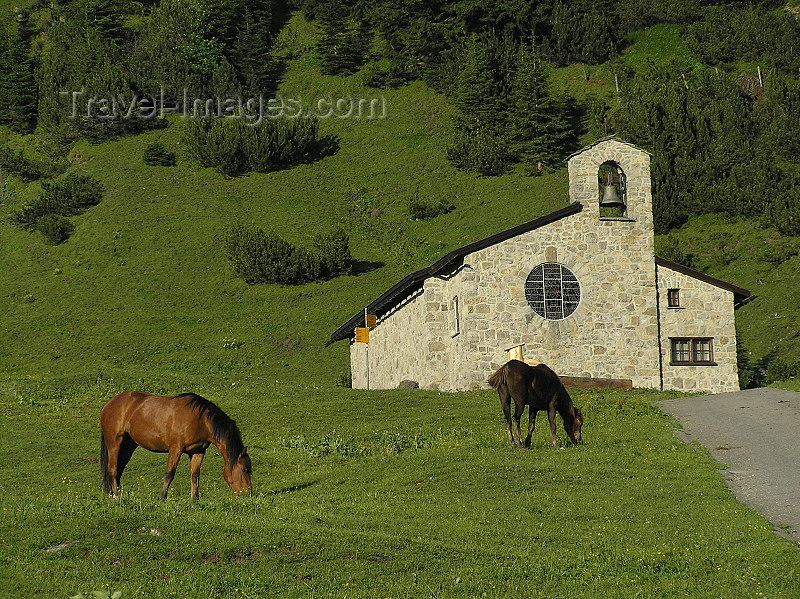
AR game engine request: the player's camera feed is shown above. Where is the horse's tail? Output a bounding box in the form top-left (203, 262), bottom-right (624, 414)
top-left (487, 364), bottom-right (507, 390)
top-left (100, 431), bottom-right (112, 494)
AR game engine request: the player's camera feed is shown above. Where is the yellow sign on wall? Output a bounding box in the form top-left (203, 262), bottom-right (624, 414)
top-left (365, 314), bottom-right (377, 328)
top-left (354, 327), bottom-right (370, 343)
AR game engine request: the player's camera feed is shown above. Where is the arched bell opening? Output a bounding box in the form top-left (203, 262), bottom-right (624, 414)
top-left (598, 161), bottom-right (627, 218)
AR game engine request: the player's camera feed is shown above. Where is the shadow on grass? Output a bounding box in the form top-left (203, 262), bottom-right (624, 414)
top-left (350, 260), bottom-right (384, 276)
top-left (268, 480), bottom-right (318, 495)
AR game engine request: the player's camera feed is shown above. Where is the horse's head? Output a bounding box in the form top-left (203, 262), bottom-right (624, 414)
top-left (224, 448), bottom-right (252, 496)
top-left (572, 407), bottom-right (584, 444)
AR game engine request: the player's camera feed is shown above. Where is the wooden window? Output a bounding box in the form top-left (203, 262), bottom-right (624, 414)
top-left (693, 338), bottom-right (712, 363)
top-left (670, 338), bottom-right (715, 365)
top-left (671, 339), bottom-right (690, 363)
top-left (667, 288), bottom-right (680, 308)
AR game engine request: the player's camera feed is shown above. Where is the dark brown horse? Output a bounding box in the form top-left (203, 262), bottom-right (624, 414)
top-left (100, 392), bottom-right (252, 500)
top-left (488, 360), bottom-right (583, 448)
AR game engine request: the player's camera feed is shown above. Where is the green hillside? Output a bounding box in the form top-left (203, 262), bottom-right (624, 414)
top-left (1, 6), bottom-right (800, 599)
top-left (1, 45), bottom-right (572, 384)
top-left (2, 8), bottom-right (798, 388)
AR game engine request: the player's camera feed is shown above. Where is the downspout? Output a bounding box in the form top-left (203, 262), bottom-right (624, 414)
top-left (654, 262), bottom-right (664, 390)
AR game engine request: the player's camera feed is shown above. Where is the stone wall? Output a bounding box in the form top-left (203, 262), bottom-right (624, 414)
top-left (657, 264), bottom-right (740, 393)
top-left (349, 138), bottom-right (739, 394)
top-left (350, 288), bottom-right (430, 390)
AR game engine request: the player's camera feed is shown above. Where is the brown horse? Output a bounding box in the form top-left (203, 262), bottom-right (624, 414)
top-left (100, 391), bottom-right (251, 500)
top-left (488, 360), bottom-right (583, 448)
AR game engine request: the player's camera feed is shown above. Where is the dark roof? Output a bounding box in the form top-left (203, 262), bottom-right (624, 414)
top-left (655, 257), bottom-right (751, 304)
top-left (327, 203), bottom-right (752, 345)
top-left (567, 135), bottom-right (652, 160)
top-left (327, 202), bottom-right (584, 345)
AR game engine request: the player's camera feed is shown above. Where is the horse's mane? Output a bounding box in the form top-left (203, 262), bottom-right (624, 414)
top-left (554, 385), bottom-right (577, 423)
top-left (176, 393), bottom-right (245, 458)
top-left (533, 364), bottom-right (575, 423)
top-left (531, 363), bottom-right (577, 423)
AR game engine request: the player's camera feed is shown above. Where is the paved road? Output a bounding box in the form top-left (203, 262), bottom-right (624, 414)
top-left (658, 388), bottom-right (800, 543)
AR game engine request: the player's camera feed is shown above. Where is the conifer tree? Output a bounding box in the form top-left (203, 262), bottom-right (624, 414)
top-left (233, 6), bottom-right (278, 95)
top-left (316, 1), bottom-right (371, 76)
top-left (509, 44), bottom-right (575, 169)
top-left (454, 34), bottom-right (497, 130)
top-left (548, 0), bottom-right (621, 65)
top-left (0, 13), bottom-right (37, 133)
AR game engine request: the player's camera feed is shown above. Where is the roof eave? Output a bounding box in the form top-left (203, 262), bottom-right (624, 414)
top-left (327, 202), bottom-right (583, 345)
top-left (655, 256), bottom-right (751, 303)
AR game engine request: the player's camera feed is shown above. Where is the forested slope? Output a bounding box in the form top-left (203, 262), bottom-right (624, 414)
top-left (1, 0), bottom-right (799, 387)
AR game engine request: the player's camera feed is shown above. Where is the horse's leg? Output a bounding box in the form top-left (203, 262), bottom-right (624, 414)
top-left (525, 409), bottom-right (538, 448)
top-left (547, 399), bottom-right (558, 448)
top-left (103, 434), bottom-right (123, 496)
top-left (189, 451), bottom-right (205, 501)
top-left (159, 448), bottom-right (183, 500)
top-left (512, 397), bottom-right (526, 448)
top-left (114, 436), bottom-right (138, 493)
top-left (498, 387), bottom-right (515, 446)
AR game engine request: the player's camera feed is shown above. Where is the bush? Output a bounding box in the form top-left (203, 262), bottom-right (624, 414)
top-left (0, 145), bottom-right (65, 181)
top-left (10, 172), bottom-right (104, 243)
top-left (12, 173), bottom-right (104, 229)
top-left (225, 224), bottom-right (352, 285)
top-left (765, 355), bottom-right (799, 385)
top-left (447, 127), bottom-right (511, 176)
top-left (313, 228), bottom-right (352, 278)
top-left (185, 117), bottom-right (325, 176)
top-left (41, 173), bottom-right (105, 216)
top-left (186, 119), bottom-right (248, 177)
top-left (408, 189), bottom-right (455, 220)
top-left (225, 224), bottom-right (290, 284)
top-left (737, 340), bottom-right (761, 390)
top-left (36, 214), bottom-right (74, 244)
top-left (765, 190), bottom-right (800, 237)
top-left (654, 235), bottom-right (695, 269)
top-left (143, 142), bottom-right (176, 166)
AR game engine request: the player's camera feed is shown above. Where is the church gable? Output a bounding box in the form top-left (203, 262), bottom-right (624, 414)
top-left (656, 258), bottom-right (749, 393)
top-left (333, 138), bottom-right (748, 394)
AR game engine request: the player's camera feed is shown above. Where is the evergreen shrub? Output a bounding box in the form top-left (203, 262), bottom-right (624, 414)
top-left (313, 228), bottom-right (353, 278)
top-left (143, 142), bottom-right (176, 166)
top-left (765, 191), bottom-right (800, 237)
top-left (408, 190), bottom-right (455, 220)
top-left (185, 117), bottom-right (323, 176)
top-left (40, 173), bottom-right (104, 216)
top-left (0, 146), bottom-right (65, 181)
top-left (36, 214), bottom-right (74, 245)
top-left (447, 127), bottom-right (511, 176)
top-left (225, 224), bottom-right (352, 285)
top-left (765, 356), bottom-right (799, 385)
top-left (10, 173), bottom-right (104, 243)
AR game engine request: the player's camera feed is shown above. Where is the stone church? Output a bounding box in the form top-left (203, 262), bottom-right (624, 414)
top-left (328, 138), bottom-right (750, 394)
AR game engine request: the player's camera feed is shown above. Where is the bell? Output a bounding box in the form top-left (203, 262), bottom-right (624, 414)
top-left (600, 182), bottom-right (624, 208)
top-left (600, 170), bottom-right (624, 209)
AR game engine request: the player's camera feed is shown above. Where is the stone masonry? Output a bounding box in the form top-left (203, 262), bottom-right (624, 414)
top-left (657, 263), bottom-right (740, 393)
top-left (348, 138), bottom-right (744, 393)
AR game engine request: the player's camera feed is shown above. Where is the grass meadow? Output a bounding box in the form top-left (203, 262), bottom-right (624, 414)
top-left (1, 374), bottom-right (799, 599)
top-left (1, 13), bottom-right (799, 599)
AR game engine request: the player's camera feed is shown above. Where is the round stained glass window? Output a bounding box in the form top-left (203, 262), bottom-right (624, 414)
top-left (525, 263), bottom-right (581, 320)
